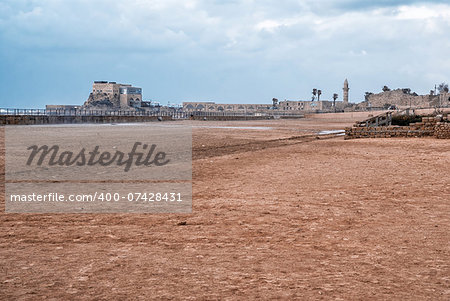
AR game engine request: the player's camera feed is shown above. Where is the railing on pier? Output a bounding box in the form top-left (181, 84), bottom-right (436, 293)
top-left (187, 111), bottom-right (304, 118)
top-left (0, 108), bottom-right (189, 119)
top-left (0, 108), bottom-right (305, 119)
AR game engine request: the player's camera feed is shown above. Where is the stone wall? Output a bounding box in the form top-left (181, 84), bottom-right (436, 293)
top-left (345, 116), bottom-right (450, 139)
top-left (366, 89), bottom-right (443, 109)
top-left (46, 105), bottom-right (82, 110)
top-left (92, 82), bottom-right (120, 95)
top-left (120, 93), bottom-right (142, 108)
top-left (0, 115), bottom-right (171, 126)
top-left (183, 100), bottom-right (343, 113)
top-left (183, 102), bottom-right (271, 112)
top-left (434, 120), bottom-right (450, 139)
top-left (189, 115), bottom-right (275, 121)
top-left (278, 100), bottom-right (343, 111)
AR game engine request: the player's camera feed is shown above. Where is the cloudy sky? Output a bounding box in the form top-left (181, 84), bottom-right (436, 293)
top-left (0, 0), bottom-right (449, 108)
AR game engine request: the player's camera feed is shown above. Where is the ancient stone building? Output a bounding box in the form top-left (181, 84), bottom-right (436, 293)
top-left (182, 99), bottom-right (344, 113)
top-left (183, 79), bottom-right (348, 113)
top-left (277, 100), bottom-right (343, 111)
top-left (84, 81), bottom-right (142, 109)
top-left (182, 102), bottom-right (271, 112)
top-left (365, 88), bottom-right (449, 109)
top-left (118, 85), bottom-right (142, 108)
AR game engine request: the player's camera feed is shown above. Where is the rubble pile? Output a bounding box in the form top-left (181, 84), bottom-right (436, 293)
top-left (345, 115), bottom-right (450, 139)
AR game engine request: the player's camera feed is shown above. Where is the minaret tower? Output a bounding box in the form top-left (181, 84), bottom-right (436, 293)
top-left (343, 79), bottom-right (349, 105)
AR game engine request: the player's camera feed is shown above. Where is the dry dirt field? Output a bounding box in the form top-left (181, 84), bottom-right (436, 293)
top-left (1, 115), bottom-right (449, 300)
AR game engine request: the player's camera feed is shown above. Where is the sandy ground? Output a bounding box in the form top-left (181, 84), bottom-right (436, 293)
top-left (1, 115), bottom-right (449, 300)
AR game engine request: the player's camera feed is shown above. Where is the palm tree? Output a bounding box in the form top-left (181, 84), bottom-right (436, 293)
top-left (437, 82), bottom-right (449, 94)
top-left (333, 93), bottom-right (338, 112)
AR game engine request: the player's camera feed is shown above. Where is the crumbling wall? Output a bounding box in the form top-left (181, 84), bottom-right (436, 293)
top-left (434, 120), bottom-right (450, 139)
top-left (83, 92), bottom-right (121, 109)
top-left (189, 115), bottom-right (276, 121)
top-left (0, 115), bottom-right (171, 125)
top-left (367, 89), bottom-right (439, 108)
top-left (345, 116), bottom-right (450, 139)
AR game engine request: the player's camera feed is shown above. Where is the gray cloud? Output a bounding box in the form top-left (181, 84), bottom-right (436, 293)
top-left (0, 0), bottom-right (449, 107)
top-left (334, 0), bottom-right (450, 10)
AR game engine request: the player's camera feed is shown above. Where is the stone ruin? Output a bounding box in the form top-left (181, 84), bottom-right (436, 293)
top-left (83, 92), bottom-right (121, 109)
top-left (345, 113), bottom-right (450, 139)
top-left (360, 87), bottom-right (450, 110)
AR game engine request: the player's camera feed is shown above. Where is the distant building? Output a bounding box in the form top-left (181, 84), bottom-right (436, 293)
top-left (343, 79), bottom-right (349, 105)
top-left (182, 102), bottom-right (272, 112)
top-left (182, 99), bottom-right (344, 113)
top-left (278, 100), bottom-right (342, 111)
top-left (45, 105), bottom-right (82, 111)
top-left (364, 88), bottom-right (449, 109)
top-left (183, 80), bottom-right (348, 113)
top-left (88, 81), bottom-right (142, 108)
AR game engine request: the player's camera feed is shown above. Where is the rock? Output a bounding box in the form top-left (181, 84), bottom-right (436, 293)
top-left (83, 92), bottom-right (120, 109)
